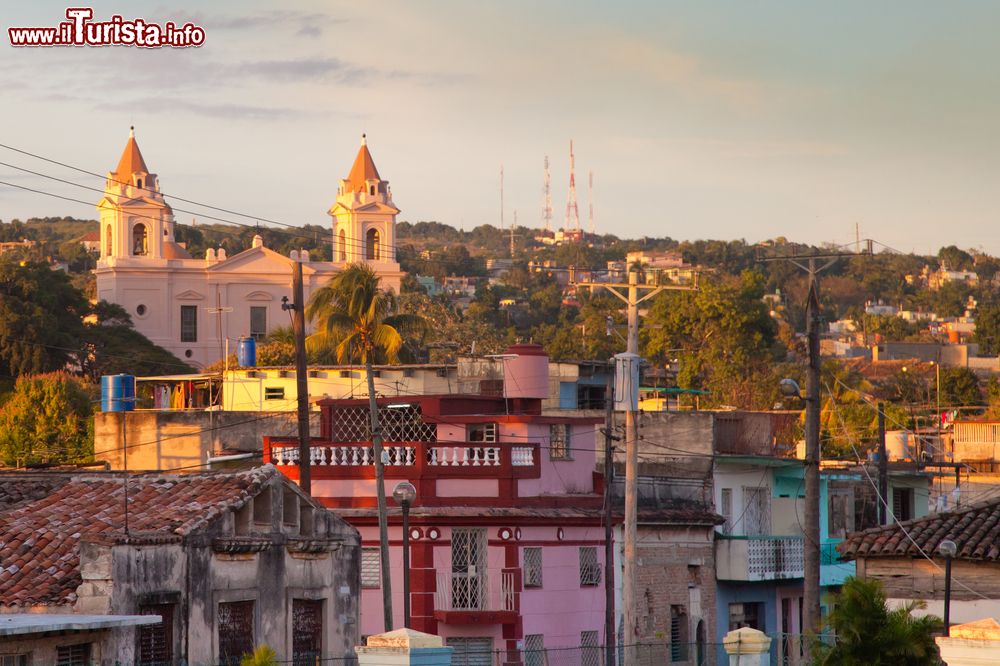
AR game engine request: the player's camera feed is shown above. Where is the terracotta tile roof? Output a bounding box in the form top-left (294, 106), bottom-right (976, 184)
top-left (162, 240), bottom-right (192, 259)
top-left (345, 136), bottom-right (380, 192)
top-left (0, 466), bottom-right (277, 608)
top-left (79, 231), bottom-right (100, 242)
top-left (839, 498), bottom-right (1000, 562)
top-left (114, 128), bottom-right (149, 181)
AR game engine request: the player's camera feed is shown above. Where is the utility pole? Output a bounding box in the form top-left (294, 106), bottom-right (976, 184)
top-left (284, 258), bottom-right (312, 494)
top-left (758, 242), bottom-right (872, 659)
top-left (878, 402), bottom-right (887, 525)
top-left (603, 367), bottom-right (617, 666)
top-left (575, 266), bottom-right (698, 663)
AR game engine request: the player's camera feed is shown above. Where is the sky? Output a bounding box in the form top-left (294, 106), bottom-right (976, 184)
top-left (3, 1), bottom-right (1000, 254)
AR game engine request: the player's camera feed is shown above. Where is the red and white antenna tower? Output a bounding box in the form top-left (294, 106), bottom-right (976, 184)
top-left (542, 156), bottom-right (553, 231)
top-left (588, 170), bottom-right (595, 235)
top-left (565, 140), bottom-right (580, 233)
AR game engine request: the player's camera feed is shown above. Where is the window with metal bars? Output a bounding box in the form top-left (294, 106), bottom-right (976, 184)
top-left (137, 603), bottom-right (174, 665)
top-left (580, 631), bottom-right (601, 666)
top-left (549, 424), bottom-right (571, 459)
top-left (720, 488), bottom-right (733, 535)
top-left (579, 547), bottom-right (601, 586)
top-left (0, 655), bottom-right (28, 666)
top-left (523, 547), bottom-right (543, 588)
top-left (523, 634), bottom-right (544, 666)
top-left (56, 643), bottom-right (91, 666)
top-left (361, 548), bottom-right (381, 588)
top-left (452, 529), bottom-right (487, 610)
top-left (670, 605), bottom-right (689, 662)
top-left (218, 600), bottom-right (255, 666)
top-left (292, 599), bottom-right (323, 666)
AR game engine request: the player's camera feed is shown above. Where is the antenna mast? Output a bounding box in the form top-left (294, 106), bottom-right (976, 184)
top-left (588, 170), bottom-right (595, 235)
top-left (565, 140), bottom-right (580, 234)
top-left (511, 210), bottom-right (517, 259)
top-left (542, 156), bottom-right (553, 231)
top-left (500, 164), bottom-right (504, 231)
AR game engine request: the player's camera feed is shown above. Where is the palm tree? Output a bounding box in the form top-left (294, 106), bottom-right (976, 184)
top-left (814, 576), bottom-right (941, 665)
top-left (306, 263), bottom-right (425, 632)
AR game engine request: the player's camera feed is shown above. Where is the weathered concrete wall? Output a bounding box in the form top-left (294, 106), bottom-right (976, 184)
top-left (96, 476), bottom-right (360, 664)
top-left (94, 410), bottom-right (320, 471)
top-left (0, 630), bottom-right (109, 665)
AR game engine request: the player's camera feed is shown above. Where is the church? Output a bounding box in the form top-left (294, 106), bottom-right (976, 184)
top-left (95, 130), bottom-right (403, 368)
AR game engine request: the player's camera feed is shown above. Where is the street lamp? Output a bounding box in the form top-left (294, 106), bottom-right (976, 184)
top-left (939, 539), bottom-right (957, 635)
top-left (393, 481), bottom-right (417, 628)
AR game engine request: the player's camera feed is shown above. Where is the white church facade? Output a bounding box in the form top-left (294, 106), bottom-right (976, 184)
top-left (95, 130), bottom-right (403, 368)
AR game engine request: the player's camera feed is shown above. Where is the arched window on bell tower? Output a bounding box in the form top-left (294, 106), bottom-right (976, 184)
top-left (132, 223), bottom-right (148, 256)
top-left (105, 225), bottom-right (113, 257)
top-left (338, 229), bottom-right (347, 261)
top-left (366, 228), bottom-right (380, 261)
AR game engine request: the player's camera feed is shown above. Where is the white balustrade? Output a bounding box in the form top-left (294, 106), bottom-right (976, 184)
top-left (511, 447), bottom-right (534, 466)
top-left (271, 443), bottom-right (535, 468)
top-left (434, 571), bottom-right (515, 612)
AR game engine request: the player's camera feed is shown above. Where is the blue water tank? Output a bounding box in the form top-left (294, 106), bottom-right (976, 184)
top-left (237, 336), bottom-right (257, 367)
top-left (101, 374), bottom-right (135, 412)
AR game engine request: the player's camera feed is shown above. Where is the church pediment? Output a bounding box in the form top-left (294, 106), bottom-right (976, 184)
top-left (210, 245), bottom-right (321, 275)
top-left (176, 289), bottom-right (205, 300)
top-left (328, 201), bottom-right (399, 215)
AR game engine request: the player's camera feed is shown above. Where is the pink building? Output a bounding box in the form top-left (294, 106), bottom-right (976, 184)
top-left (264, 345), bottom-right (608, 665)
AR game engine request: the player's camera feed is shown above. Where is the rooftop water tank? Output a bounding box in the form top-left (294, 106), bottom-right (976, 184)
top-left (502, 344), bottom-right (549, 399)
top-left (100, 374), bottom-right (135, 412)
top-left (237, 336), bottom-right (257, 368)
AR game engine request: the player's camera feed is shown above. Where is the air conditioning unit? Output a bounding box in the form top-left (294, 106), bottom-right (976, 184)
top-left (435, 368), bottom-right (448, 378)
top-left (309, 370), bottom-right (320, 378)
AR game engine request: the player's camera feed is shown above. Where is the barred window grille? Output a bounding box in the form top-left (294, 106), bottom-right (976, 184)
top-left (524, 634), bottom-right (545, 666)
top-left (523, 547), bottom-right (543, 588)
top-left (452, 529), bottom-right (487, 610)
top-left (361, 548), bottom-right (381, 588)
top-left (670, 605), bottom-right (689, 662)
top-left (549, 424), bottom-right (571, 459)
top-left (580, 631), bottom-right (601, 666)
top-left (0, 657), bottom-right (27, 666)
top-left (329, 405), bottom-right (436, 442)
top-left (137, 603), bottom-right (174, 665)
top-left (56, 643), bottom-right (92, 666)
top-left (218, 600), bottom-right (255, 666)
top-left (292, 599), bottom-right (323, 666)
top-left (579, 547), bottom-right (601, 586)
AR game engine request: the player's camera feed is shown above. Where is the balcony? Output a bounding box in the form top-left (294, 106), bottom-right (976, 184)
top-left (434, 571), bottom-right (517, 625)
top-left (264, 439), bottom-right (540, 481)
top-left (716, 535), bottom-right (804, 581)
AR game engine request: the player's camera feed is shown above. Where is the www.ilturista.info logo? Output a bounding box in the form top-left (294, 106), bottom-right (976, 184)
top-left (8, 8), bottom-right (205, 48)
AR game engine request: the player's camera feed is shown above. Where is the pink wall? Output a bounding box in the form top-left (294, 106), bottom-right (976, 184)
top-left (516, 423), bottom-right (596, 497)
top-left (358, 524), bottom-right (607, 650)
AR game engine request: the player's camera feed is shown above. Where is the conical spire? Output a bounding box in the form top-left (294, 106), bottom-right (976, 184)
top-left (346, 133), bottom-right (381, 192)
top-left (114, 126), bottom-right (149, 182)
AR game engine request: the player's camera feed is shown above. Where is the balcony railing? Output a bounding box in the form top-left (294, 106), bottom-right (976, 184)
top-left (264, 439), bottom-right (540, 480)
top-left (716, 535), bottom-right (804, 581)
top-left (435, 571), bottom-right (515, 613)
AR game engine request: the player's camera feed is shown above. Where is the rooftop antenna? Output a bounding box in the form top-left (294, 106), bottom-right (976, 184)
top-left (511, 210), bottom-right (517, 259)
top-left (565, 140), bottom-right (580, 234)
top-left (542, 156), bottom-right (553, 232)
top-left (500, 164), bottom-right (504, 231)
top-left (588, 170), bottom-right (595, 236)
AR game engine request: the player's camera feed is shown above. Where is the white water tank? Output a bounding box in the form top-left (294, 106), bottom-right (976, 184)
top-left (502, 344), bottom-right (549, 399)
top-left (886, 430), bottom-right (912, 461)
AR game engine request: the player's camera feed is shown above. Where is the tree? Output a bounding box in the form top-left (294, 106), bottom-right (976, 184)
top-left (0, 372), bottom-right (93, 466)
top-left (937, 245), bottom-right (974, 271)
top-left (974, 301), bottom-right (1000, 355)
top-left (939, 366), bottom-right (982, 407)
top-left (305, 263), bottom-right (426, 632)
top-left (78, 301), bottom-right (193, 381)
top-left (814, 577), bottom-right (941, 665)
top-left (643, 270), bottom-right (783, 409)
top-left (0, 260), bottom-right (89, 375)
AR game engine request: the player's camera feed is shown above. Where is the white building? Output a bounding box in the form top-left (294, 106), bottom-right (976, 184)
top-left (95, 130), bottom-right (402, 368)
